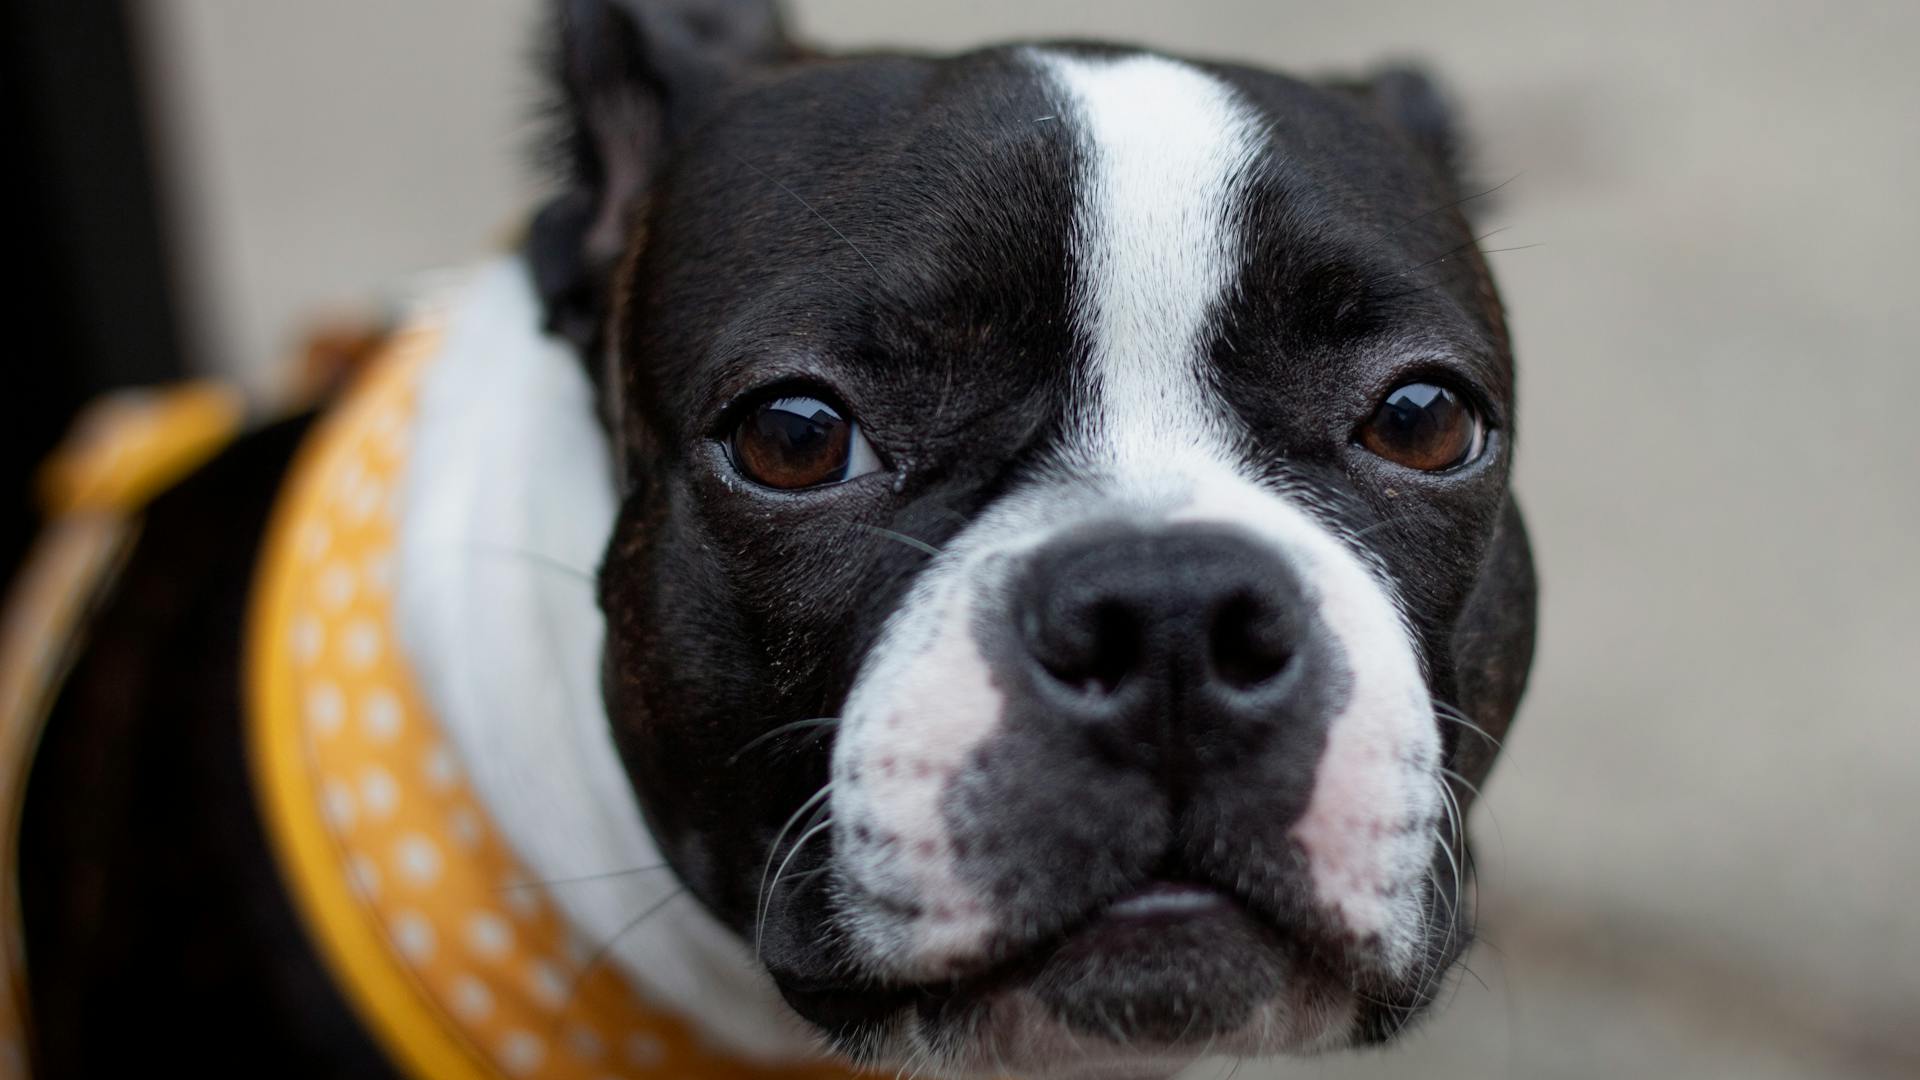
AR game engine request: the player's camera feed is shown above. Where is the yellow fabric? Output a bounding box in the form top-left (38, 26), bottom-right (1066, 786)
top-left (0, 382), bottom-right (248, 1079)
top-left (248, 320), bottom-right (860, 1080)
top-left (37, 381), bottom-right (246, 516)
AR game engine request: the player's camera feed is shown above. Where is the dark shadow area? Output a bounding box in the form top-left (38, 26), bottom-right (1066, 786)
top-left (1, 0), bottom-right (187, 583)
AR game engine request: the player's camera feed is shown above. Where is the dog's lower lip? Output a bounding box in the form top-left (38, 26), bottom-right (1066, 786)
top-left (1102, 881), bottom-right (1231, 921)
top-left (778, 884), bottom-right (1315, 1039)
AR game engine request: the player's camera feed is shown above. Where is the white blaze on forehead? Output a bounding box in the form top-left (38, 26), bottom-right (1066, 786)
top-left (1032, 49), bottom-right (1266, 466)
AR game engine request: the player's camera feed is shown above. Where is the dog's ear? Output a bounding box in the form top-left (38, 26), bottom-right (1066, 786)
top-left (1330, 64), bottom-right (1472, 205)
top-left (531, 0), bottom-right (793, 356)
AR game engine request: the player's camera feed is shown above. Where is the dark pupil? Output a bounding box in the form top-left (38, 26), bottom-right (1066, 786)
top-left (1384, 383), bottom-right (1451, 436)
top-left (1372, 383), bottom-right (1469, 467)
top-left (738, 398), bottom-right (848, 487)
top-left (759, 404), bottom-right (836, 457)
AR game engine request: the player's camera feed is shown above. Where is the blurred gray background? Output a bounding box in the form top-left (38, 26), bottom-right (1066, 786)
top-left (133, 2), bottom-right (1919, 1076)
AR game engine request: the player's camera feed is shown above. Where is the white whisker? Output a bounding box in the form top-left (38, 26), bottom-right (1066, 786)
top-left (754, 784), bottom-right (834, 958)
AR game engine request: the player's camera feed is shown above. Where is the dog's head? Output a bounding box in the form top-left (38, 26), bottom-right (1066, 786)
top-left (532, 1), bottom-right (1535, 1074)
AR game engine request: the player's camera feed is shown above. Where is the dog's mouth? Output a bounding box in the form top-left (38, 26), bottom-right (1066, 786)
top-left (1096, 880), bottom-right (1234, 923)
top-left (1012, 882), bottom-right (1301, 1041)
top-left (784, 877), bottom-right (1360, 1054)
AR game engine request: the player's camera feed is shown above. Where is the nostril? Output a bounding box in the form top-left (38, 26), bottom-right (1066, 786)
top-left (1209, 593), bottom-right (1293, 691)
top-left (1029, 599), bottom-right (1139, 696)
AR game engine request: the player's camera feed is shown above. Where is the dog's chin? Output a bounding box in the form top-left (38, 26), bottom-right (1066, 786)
top-left (1023, 887), bottom-right (1320, 1040)
top-left (789, 885), bottom-right (1360, 1077)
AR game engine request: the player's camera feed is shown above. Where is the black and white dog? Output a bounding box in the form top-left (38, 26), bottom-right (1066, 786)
top-left (22, 0), bottom-right (1534, 1075)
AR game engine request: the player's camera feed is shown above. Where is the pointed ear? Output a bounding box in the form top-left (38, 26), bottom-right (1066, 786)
top-left (1330, 64), bottom-right (1474, 205)
top-left (530, 0), bottom-right (794, 355)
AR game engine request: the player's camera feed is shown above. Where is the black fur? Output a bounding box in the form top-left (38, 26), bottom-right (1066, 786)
top-left (601, 43), bottom-right (1086, 930)
top-left (20, 418), bottom-right (395, 1076)
top-left (531, 0), bottom-right (797, 361)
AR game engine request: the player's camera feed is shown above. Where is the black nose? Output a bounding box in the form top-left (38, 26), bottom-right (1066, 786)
top-left (1012, 524), bottom-right (1315, 775)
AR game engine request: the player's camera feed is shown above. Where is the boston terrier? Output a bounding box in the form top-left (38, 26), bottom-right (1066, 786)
top-left (17, 0), bottom-right (1535, 1075)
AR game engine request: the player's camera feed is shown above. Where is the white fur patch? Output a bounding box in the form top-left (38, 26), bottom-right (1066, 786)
top-left (394, 259), bottom-right (816, 1061)
top-left (1043, 49), bottom-right (1264, 474)
top-left (831, 580), bottom-right (1001, 976)
top-left (831, 476), bottom-right (1084, 976)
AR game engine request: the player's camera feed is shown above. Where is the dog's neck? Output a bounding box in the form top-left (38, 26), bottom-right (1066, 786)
top-left (392, 258), bottom-right (818, 1062)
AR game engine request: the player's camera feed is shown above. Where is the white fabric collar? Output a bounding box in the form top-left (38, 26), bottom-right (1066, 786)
top-left (394, 259), bottom-right (815, 1062)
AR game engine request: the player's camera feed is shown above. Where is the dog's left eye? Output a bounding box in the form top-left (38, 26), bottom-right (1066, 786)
top-left (727, 395), bottom-right (883, 490)
top-left (1357, 381), bottom-right (1486, 471)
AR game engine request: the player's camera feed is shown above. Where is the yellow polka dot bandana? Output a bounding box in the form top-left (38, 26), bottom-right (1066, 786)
top-left (247, 321), bottom-right (861, 1080)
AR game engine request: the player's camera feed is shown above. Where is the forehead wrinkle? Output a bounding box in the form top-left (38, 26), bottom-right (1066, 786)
top-left (1025, 48), bottom-right (1268, 476)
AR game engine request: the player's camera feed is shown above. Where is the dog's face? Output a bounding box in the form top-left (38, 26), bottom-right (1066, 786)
top-left (538, 3), bottom-right (1534, 1075)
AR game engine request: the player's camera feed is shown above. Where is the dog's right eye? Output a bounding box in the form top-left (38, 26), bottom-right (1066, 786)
top-left (727, 395), bottom-right (882, 490)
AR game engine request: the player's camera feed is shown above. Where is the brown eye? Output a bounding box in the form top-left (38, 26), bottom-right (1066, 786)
top-left (1358, 382), bottom-right (1484, 471)
top-left (728, 395), bottom-right (882, 490)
